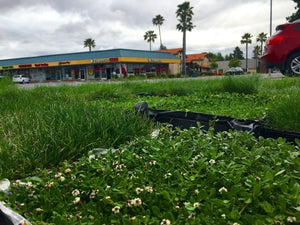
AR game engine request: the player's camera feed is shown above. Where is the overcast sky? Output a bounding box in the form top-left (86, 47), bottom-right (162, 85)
top-left (0, 0), bottom-right (296, 60)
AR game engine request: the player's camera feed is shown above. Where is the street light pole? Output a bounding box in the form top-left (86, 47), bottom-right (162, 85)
top-left (268, 0), bottom-right (273, 76)
top-left (270, 0), bottom-right (272, 36)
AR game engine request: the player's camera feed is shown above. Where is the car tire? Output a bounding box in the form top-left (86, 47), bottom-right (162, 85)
top-left (287, 52), bottom-right (300, 76)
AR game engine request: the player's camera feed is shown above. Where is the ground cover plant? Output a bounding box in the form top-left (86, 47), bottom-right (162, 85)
top-left (0, 76), bottom-right (300, 224)
top-left (1, 125), bottom-right (300, 224)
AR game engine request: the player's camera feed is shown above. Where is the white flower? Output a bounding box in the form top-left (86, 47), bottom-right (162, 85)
top-left (26, 182), bottom-right (33, 189)
top-left (36, 208), bottom-right (43, 213)
top-left (221, 214), bottom-right (226, 219)
top-left (89, 190), bottom-right (98, 199)
top-left (193, 202), bottom-right (200, 209)
top-left (13, 180), bottom-right (20, 187)
top-left (145, 186), bottom-right (153, 193)
top-left (112, 206), bottom-right (120, 214)
top-left (128, 198), bottom-right (142, 207)
top-left (47, 182), bottom-right (54, 187)
top-left (134, 198), bottom-right (142, 206)
top-left (55, 172), bottom-right (62, 178)
top-left (151, 129), bottom-right (160, 138)
top-left (136, 187), bottom-right (144, 194)
top-left (65, 168), bottom-right (71, 174)
top-left (60, 176), bottom-right (65, 182)
top-left (73, 197), bottom-right (81, 204)
top-left (219, 187), bottom-right (228, 194)
top-left (287, 216), bottom-right (297, 223)
top-left (233, 223), bottom-right (240, 225)
top-left (18, 220), bottom-right (28, 225)
top-left (129, 216), bottom-right (136, 222)
top-left (165, 173), bottom-right (172, 179)
top-left (209, 159), bottom-right (216, 165)
top-left (150, 160), bottom-right (157, 166)
top-left (188, 213), bottom-right (195, 219)
top-left (194, 189), bottom-right (199, 195)
top-left (184, 202), bottom-right (190, 206)
top-left (72, 189), bottom-right (80, 196)
top-left (295, 206), bottom-right (300, 212)
top-left (160, 219), bottom-right (171, 225)
top-left (105, 196), bottom-right (112, 201)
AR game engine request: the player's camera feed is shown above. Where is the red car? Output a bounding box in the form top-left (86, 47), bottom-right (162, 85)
top-left (261, 19), bottom-right (300, 76)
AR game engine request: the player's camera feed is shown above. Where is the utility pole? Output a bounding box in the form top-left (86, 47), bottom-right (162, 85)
top-left (268, 0), bottom-right (273, 76)
top-left (270, 0), bottom-right (272, 36)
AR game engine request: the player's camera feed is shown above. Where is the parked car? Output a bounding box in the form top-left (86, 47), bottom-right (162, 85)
top-left (261, 19), bottom-right (300, 76)
top-left (225, 67), bottom-right (244, 75)
top-left (12, 75), bottom-right (30, 83)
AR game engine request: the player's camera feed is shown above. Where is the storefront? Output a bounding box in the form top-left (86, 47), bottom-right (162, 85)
top-left (0, 49), bottom-right (180, 82)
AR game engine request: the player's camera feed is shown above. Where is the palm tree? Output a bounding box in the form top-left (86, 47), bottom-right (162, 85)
top-left (176, 1), bottom-right (195, 77)
top-left (84, 38), bottom-right (96, 52)
top-left (256, 32), bottom-right (268, 55)
top-left (152, 15), bottom-right (165, 50)
top-left (144, 30), bottom-right (157, 51)
top-left (253, 45), bottom-right (262, 72)
top-left (241, 33), bottom-right (253, 71)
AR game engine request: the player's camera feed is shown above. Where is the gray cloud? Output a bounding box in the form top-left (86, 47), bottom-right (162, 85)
top-left (0, 0), bottom-right (296, 59)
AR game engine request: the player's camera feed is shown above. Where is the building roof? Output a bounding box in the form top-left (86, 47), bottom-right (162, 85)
top-left (186, 53), bottom-right (208, 63)
top-left (0, 48), bottom-right (179, 66)
top-left (156, 48), bottom-right (183, 55)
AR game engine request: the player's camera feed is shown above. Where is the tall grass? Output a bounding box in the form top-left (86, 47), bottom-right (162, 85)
top-left (265, 89), bottom-right (300, 132)
top-left (0, 83), bottom-right (153, 179)
top-left (221, 75), bottom-right (260, 94)
top-left (1, 76), bottom-right (300, 179)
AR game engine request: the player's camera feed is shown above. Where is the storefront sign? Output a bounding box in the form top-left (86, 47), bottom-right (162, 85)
top-left (35, 63), bottom-right (49, 67)
top-left (59, 61), bottom-right (70, 65)
top-left (2, 66), bottom-right (13, 69)
top-left (91, 58), bottom-right (109, 63)
top-left (109, 58), bottom-right (119, 62)
top-left (148, 58), bottom-right (162, 63)
top-left (18, 64), bottom-right (32, 68)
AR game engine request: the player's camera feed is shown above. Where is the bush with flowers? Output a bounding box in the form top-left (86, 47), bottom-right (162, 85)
top-left (1, 124), bottom-right (299, 224)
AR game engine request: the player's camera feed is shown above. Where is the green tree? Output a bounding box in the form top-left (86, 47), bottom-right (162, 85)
top-left (225, 53), bottom-right (234, 61)
top-left (210, 59), bottom-right (218, 72)
top-left (253, 45), bottom-right (262, 59)
top-left (144, 30), bottom-right (157, 51)
top-left (256, 32), bottom-right (268, 55)
top-left (83, 38), bottom-right (96, 52)
top-left (286, 0), bottom-right (300, 22)
top-left (253, 45), bottom-right (262, 72)
top-left (233, 47), bottom-right (244, 59)
top-left (241, 33), bottom-right (253, 71)
top-left (228, 58), bottom-right (242, 68)
top-left (152, 15), bottom-right (165, 50)
top-left (208, 52), bottom-right (224, 61)
top-left (176, 1), bottom-right (195, 77)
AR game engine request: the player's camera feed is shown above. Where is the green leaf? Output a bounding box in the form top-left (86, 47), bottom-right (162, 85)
top-left (26, 176), bottom-right (43, 183)
top-left (0, 191), bottom-right (5, 201)
top-left (151, 206), bottom-right (161, 217)
top-left (274, 170), bottom-right (285, 177)
top-left (229, 209), bottom-right (240, 220)
top-left (261, 201), bottom-right (273, 214)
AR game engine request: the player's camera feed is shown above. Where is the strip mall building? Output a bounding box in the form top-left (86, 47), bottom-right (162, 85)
top-left (0, 49), bottom-right (180, 82)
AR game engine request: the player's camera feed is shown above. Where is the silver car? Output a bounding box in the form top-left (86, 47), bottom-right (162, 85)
top-left (13, 75), bottom-right (30, 83)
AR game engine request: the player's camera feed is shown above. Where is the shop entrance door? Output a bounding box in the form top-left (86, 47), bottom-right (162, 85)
top-left (56, 70), bottom-right (62, 81)
top-left (80, 69), bottom-right (85, 80)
